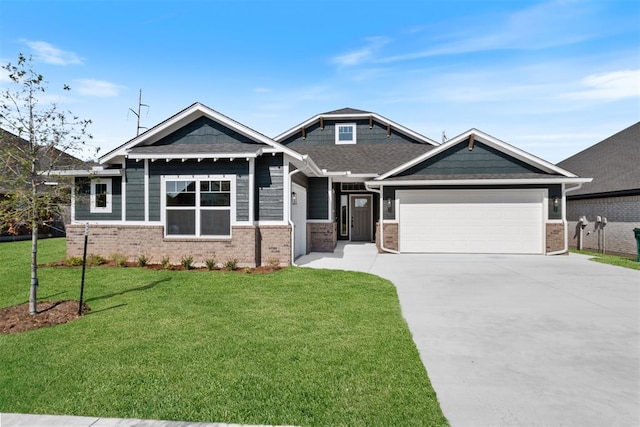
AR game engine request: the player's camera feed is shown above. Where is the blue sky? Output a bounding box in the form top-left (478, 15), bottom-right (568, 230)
top-left (0, 0), bottom-right (638, 163)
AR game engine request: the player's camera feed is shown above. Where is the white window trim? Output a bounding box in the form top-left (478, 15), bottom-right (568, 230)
top-left (90, 178), bottom-right (112, 213)
top-left (161, 174), bottom-right (236, 239)
top-left (335, 123), bottom-right (357, 145)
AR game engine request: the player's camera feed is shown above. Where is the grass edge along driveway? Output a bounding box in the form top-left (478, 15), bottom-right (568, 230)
top-left (0, 239), bottom-right (448, 427)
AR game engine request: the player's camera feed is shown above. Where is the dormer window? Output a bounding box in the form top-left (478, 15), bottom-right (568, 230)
top-left (335, 123), bottom-right (356, 145)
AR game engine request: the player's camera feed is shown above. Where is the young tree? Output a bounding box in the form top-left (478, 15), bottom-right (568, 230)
top-left (0, 53), bottom-right (92, 315)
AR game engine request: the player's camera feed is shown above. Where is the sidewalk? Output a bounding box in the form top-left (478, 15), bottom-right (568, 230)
top-left (1, 413), bottom-right (291, 427)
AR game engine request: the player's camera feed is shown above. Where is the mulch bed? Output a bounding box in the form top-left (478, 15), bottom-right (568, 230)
top-left (0, 300), bottom-right (90, 334)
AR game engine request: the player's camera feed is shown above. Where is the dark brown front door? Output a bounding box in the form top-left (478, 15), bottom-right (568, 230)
top-left (350, 195), bottom-right (372, 241)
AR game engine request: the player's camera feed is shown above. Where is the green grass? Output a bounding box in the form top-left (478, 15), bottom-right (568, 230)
top-left (0, 238), bottom-right (447, 426)
top-left (571, 249), bottom-right (640, 270)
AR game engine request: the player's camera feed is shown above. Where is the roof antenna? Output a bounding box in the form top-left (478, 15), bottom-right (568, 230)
top-left (442, 131), bottom-right (447, 143)
top-left (128, 89), bottom-right (149, 136)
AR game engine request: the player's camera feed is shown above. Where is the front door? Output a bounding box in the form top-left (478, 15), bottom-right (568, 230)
top-left (350, 195), bottom-right (372, 241)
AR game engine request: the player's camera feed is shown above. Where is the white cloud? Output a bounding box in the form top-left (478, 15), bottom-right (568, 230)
top-left (378, 1), bottom-right (604, 64)
top-left (22, 40), bottom-right (83, 65)
top-left (331, 37), bottom-right (390, 67)
top-left (563, 69), bottom-right (640, 101)
top-left (73, 79), bottom-right (124, 97)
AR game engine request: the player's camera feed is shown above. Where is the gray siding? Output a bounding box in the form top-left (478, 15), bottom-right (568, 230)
top-left (125, 159), bottom-right (145, 221)
top-left (399, 141), bottom-right (544, 176)
top-left (75, 177), bottom-right (122, 221)
top-left (308, 177), bottom-right (329, 220)
top-left (148, 159), bottom-right (250, 222)
top-left (154, 116), bottom-right (256, 146)
top-left (281, 119), bottom-right (425, 146)
top-left (255, 154), bottom-right (284, 221)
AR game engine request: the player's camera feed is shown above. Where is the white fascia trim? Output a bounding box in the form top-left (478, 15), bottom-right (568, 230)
top-left (129, 152), bottom-right (260, 161)
top-left (255, 220), bottom-right (289, 225)
top-left (144, 159), bottom-right (149, 222)
top-left (274, 112), bottom-right (439, 146)
top-left (377, 129), bottom-right (581, 180)
top-left (366, 178), bottom-right (593, 186)
top-left (100, 102), bottom-right (306, 164)
top-left (46, 169), bottom-right (123, 177)
top-left (72, 220), bottom-right (163, 226)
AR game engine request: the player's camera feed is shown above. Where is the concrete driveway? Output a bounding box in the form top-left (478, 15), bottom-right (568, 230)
top-left (297, 243), bottom-right (640, 426)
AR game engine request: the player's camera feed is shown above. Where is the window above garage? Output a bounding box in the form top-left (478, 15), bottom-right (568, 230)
top-left (335, 123), bottom-right (356, 145)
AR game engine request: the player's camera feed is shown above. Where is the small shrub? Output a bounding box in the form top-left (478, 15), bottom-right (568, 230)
top-left (161, 255), bottom-right (171, 269)
top-left (136, 254), bottom-right (149, 267)
top-left (224, 259), bottom-right (238, 270)
top-left (111, 253), bottom-right (127, 267)
top-left (87, 254), bottom-right (106, 266)
top-left (181, 255), bottom-right (194, 270)
top-left (204, 258), bottom-right (217, 271)
top-left (65, 256), bottom-right (83, 267)
top-left (242, 267), bottom-right (251, 274)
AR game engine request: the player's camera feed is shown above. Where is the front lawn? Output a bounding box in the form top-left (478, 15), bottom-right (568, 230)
top-left (0, 239), bottom-right (447, 426)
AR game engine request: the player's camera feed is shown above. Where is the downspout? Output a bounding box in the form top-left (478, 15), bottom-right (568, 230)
top-left (547, 183), bottom-right (583, 256)
top-left (365, 183), bottom-right (400, 254)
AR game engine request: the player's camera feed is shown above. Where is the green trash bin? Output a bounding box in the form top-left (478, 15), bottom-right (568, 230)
top-left (635, 228), bottom-right (640, 262)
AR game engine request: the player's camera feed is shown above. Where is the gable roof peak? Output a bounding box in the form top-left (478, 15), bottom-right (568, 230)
top-left (322, 107), bottom-right (372, 115)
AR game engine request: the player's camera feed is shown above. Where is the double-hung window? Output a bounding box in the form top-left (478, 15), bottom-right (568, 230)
top-left (164, 176), bottom-right (233, 238)
top-left (90, 178), bottom-right (112, 213)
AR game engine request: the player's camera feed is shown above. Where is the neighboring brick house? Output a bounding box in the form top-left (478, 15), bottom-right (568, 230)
top-left (63, 103), bottom-right (589, 266)
top-left (557, 122), bottom-right (640, 258)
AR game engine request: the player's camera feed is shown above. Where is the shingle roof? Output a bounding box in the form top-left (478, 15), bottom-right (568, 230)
top-left (322, 107), bottom-right (372, 115)
top-left (288, 142), bottom-right (434, 174)
top-left (128, 141), bottom-right (264, 155)
top-left (557, 122), bottom-right (640, 196)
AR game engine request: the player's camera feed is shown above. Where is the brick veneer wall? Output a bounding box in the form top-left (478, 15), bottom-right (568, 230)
top-left (566, 195), bottom-right (640, 257)
top-left (308, 222), bottom-right (336, 252)
top-left (545, 222), bottom-right (565, 254)
top-left (66, 224), bottom-right (292, 267)
top-left (375, 222), bottom-right (398, 253)
top-left (258, 225), bottom-right (291, 266)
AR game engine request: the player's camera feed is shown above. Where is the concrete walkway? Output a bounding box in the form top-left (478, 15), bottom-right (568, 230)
top-left (0, 413), bottom-right (290, 427)
top-left (297, 242), bottom-right (640, 427)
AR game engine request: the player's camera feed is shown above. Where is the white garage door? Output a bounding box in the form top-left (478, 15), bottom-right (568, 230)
top-left (398, 189), bottom-right (545, 254)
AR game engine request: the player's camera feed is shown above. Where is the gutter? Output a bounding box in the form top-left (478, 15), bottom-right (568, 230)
top-left (365, 183), bottom-right (399, 254)
top-left (547, 183), bottom-right (584, 256)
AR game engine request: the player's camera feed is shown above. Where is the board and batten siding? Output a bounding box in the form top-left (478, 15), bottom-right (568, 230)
top-left (255, 154), bottom-right (284, 221)
top-left (74, 176), bottom-right (122, 221)
top-left (148, 159), bottom-right (250, 222)
top-left (308, 177), bottom-right (329, 220)
top-left (125, 159), bottom-right (145, 221)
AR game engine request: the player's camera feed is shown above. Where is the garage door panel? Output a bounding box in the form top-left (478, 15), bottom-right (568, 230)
top-left (398, 189), bottom-right (544, 254)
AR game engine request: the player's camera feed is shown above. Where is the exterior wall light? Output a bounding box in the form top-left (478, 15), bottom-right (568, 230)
top-left (292, 192), bottom-right (297, 205)
top-left (552, 195), bottom-right (560, 212)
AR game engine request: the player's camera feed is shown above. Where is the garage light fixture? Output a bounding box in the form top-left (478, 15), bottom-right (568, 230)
top-left (292, 192), bottom-right (297, 205)
top-left (552, 196), bottom-right (560, 212)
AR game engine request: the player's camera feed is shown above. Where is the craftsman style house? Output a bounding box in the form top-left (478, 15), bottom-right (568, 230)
top-left (64, 103), bottom-right (589, 266)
